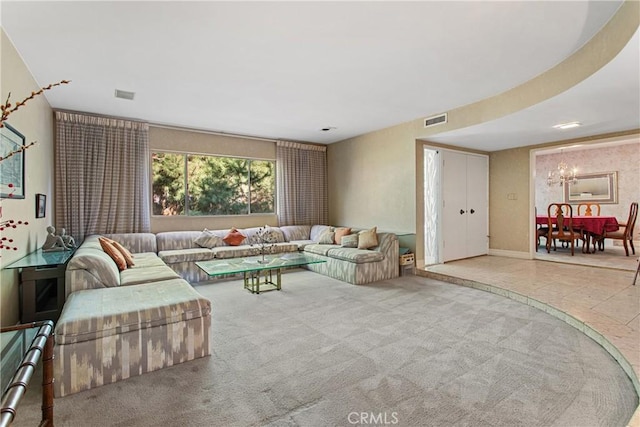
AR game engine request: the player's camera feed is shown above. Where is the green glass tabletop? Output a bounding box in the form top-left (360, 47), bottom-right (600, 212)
top-left (196, 253), bottom-right (325, 277)
top-left (3, 249), bottom-right (76, 270)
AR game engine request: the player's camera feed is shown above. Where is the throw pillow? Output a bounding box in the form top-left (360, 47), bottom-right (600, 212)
top-left (357, 227), bottom-right (378, 249)
top-left (258, 225), bottom-right (280, 244)
top-left (194, 229), bottom-right (224, 248)
top-left (110, 239), bottom-right (135, 267)
top-left (98, 237), bottom-right (128, 271)
top-left (223, 228), bottom-right (246, 246)
top-left (333, 227), bottom-right (351, 244)
top-left (317, 230), bottom-right (335, 245)
top-left (341, 234), bottom-right (359, 248)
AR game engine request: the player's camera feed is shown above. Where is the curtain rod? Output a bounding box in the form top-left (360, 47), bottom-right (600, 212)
top-left (150, 122), bottom-right (279, 143)
top-left (151, 122), bottom-right (327, 148)
top-left (53, 108), bottom-right (148, 124)
top-left (54, 109), bottom-right (326, 147)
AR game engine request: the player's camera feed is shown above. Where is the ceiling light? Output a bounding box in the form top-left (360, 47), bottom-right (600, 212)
top-left (553, 121), bottom-right (581, 130)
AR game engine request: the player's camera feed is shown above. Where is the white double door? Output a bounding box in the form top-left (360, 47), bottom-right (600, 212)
top-left (441, 150), bottom-right (488, 262)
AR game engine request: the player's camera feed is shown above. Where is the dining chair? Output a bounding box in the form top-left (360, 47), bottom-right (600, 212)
top-left (577, 203), bottom-right (601, 216)
top-left (602, 202), bottom-right (638, 256)
top-left (546, 203), bottom-right (586, 255)
top-left (577, 202), bottom-right (603, 250)
top-left (535, 207), bottom-right (549, 251)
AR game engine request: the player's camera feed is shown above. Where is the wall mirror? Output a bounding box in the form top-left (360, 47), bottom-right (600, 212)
top-left (564, 171), bottom-right (618, 204)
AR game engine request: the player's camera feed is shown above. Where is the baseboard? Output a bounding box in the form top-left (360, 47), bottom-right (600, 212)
top-left (487, 249), bottom-right (531, 259)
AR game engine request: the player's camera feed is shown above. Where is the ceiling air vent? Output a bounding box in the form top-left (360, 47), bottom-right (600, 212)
top-left (424, 113), bottom-right (447, 128)
top-left (114, 89), bottom-right (135, 100)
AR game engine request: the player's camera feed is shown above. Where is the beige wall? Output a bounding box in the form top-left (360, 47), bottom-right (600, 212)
top-left (149, 126), bottom-right (278, 232)
top-left (327, 122), bottom-right (416, 234)
top-left (488, 147), bottom-right (534, 254)
top-left (1, 30), bottom-right (55, 326)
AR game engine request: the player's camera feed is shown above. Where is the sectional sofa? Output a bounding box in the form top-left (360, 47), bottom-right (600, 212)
top-left (55, 225), bottom-right (399, 396)
top-left (66, 224), bottom-right (399, 292)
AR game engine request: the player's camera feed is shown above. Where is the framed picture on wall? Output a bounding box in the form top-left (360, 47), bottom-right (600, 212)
top-left (36, 193), bottom-right (46, 218)
top-left (564, 171), bottom-right (618, 204)
top-left (0, 123), bottom-right (26, 199)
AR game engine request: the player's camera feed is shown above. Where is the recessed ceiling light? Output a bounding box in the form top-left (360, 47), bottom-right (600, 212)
top-left (553, 121), bottom-right (581, 130)
top-left (320, 126), bottom-right (337, 132)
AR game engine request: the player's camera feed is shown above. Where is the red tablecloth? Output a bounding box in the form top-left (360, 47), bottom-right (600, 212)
top-left (536, 215), bottom-right (619, 236)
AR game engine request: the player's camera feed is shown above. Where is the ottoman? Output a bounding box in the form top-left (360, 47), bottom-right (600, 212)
top-left (53, 278), bottom-right (211, 397)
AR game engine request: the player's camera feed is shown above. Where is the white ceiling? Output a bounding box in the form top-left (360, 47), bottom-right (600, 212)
top-left (1, 1), bottom-right (638, 150)
top-left (427, 28), bottom-right (640, 151)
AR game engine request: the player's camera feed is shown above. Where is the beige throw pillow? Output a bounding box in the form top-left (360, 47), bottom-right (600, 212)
top-left (357, 227), bottom-right (378, 249)
top-left (194, 229), bottom-right (224, 248)
top-left (341, 234), bottom-right (359, 248)
top-left (318, 230), bottom-right (335, 244)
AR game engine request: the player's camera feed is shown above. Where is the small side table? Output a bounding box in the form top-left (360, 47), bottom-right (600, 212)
top-left (4, 249), bottom-right (75, 323)
top-left (399, 247), bottom-right (415, 276)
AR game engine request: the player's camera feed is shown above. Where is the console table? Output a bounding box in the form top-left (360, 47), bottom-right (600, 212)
top-left (0, 321), bottom-right (54, 427)
top-left (4, 249), bottom-right (75, 323)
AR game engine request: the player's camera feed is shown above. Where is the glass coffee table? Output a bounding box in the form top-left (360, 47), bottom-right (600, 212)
top-left (196, 252), bottom-right (325, 294)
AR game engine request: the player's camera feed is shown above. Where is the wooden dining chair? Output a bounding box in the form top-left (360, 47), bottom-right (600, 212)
top-left (546, 203), bottom-right (586, 255)
top-left (576, 203), bottom-right (601, 216)
top-left (577, 202), bottom-right (603, 250)
top-left (602, 202), bottom-right (638, 256)
top-left (535, 207), bottom-right (549, 251)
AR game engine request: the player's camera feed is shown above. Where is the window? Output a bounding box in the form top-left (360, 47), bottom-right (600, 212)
top-left (152, 152), bottom-right (275, 216)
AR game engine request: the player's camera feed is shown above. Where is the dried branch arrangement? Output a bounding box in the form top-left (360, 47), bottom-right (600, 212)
top-left (0, 219), bottom-right (28, 251)
top-left (0, 80), bottom-right (70, 162)
top-left (0, 80), bottom-right (69, 255)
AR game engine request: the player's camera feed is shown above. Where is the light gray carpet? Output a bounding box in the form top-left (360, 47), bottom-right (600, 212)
top-left (13, 271), bottom-right (638, 426)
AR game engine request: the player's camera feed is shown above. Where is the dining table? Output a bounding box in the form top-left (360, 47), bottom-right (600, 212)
top-left (536, 215), bottom-right (619, 253)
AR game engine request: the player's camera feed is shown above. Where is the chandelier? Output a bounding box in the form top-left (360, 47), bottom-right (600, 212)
top-left (547, 158), bottom-right (578, 186)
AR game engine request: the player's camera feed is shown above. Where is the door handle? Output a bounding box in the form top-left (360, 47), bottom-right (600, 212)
top-left (470, 209), bottom-right (475, 214)
top-left (460, 209), bottom-right (466, 215)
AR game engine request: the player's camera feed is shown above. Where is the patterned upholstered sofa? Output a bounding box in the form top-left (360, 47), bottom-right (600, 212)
top-left (66, 225), bottom-right (399, 290)
top-left (284, 225), bottom-right (400, 285)
top-left (54, 278), bottom-right (211, 397)
top-left (56, 233), bottom-right (212, 396)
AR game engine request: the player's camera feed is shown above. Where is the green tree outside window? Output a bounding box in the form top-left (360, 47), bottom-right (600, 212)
top-left (152, 152), bottom-right (275, 216)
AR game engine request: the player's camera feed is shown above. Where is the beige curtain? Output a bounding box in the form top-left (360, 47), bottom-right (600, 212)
top-left (55, 111), bottom-right (150, 242)
top-left (276, 140), bottom-right (327, 226)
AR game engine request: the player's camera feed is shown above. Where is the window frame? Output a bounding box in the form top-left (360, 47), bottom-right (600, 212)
top-left (150, 150), bottom-right (276, 217)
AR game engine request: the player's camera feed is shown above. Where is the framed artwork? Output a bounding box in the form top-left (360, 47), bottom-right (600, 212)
top-left (36, 193), bottom-right (46, 218)
top-left (0, 123), bottom-right (26, 199)
top-left (564, 171), bottom-right (618, 204)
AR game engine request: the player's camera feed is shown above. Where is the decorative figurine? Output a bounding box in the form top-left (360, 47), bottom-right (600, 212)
top-left (58, 227), bottom-right (76, 248)
top-left (42, 226), bottom-right (70, 252)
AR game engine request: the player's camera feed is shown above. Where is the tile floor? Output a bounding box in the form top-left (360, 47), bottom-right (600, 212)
top-left (419, 254), bottom-right (640, 426)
